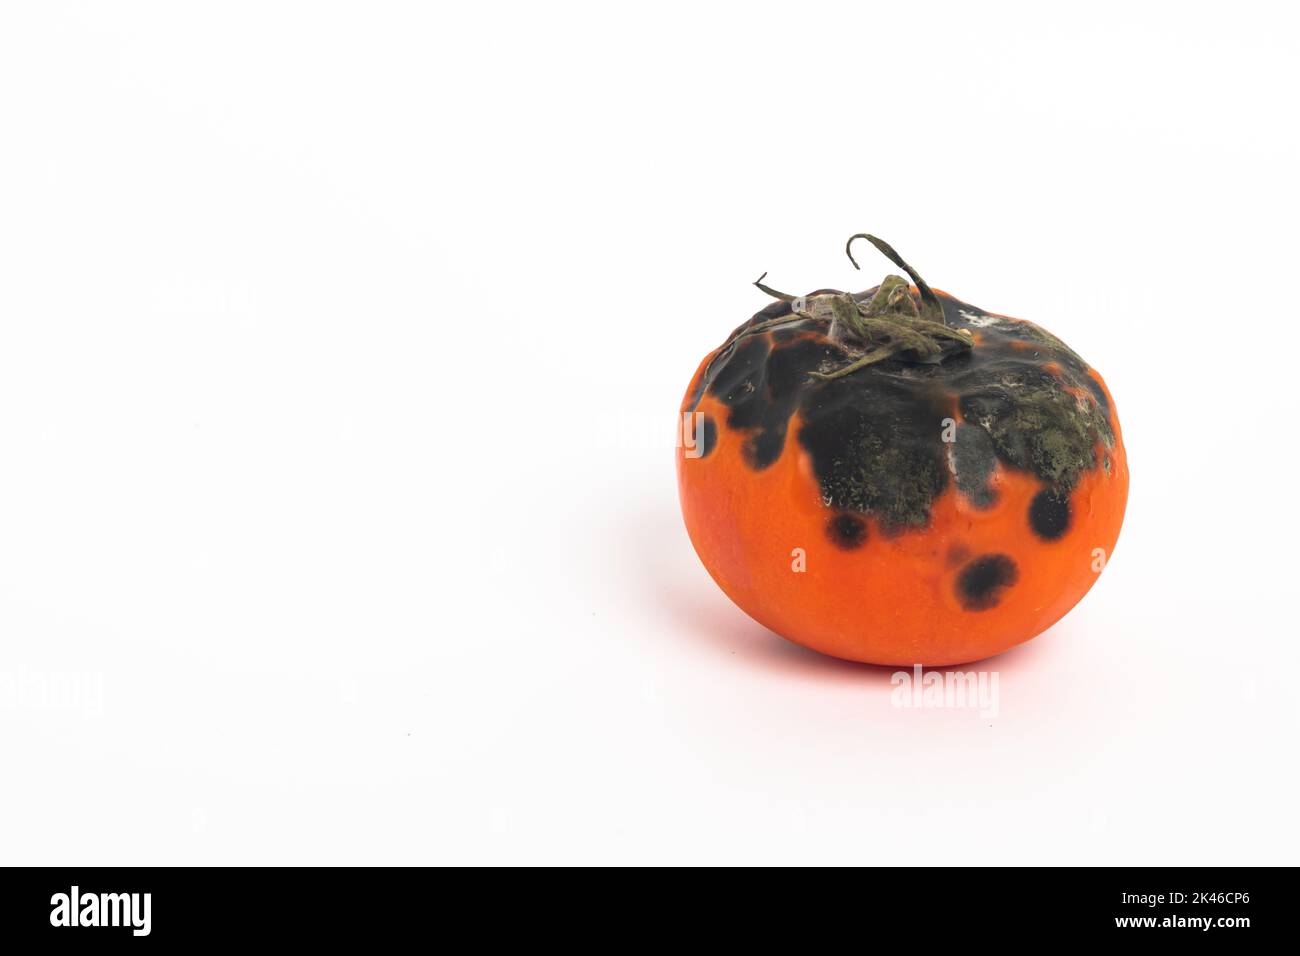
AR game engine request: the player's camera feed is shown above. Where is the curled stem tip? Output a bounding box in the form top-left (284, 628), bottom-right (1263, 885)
top-left (753, 272), bottom-right (795, 301)
top-left (844, 233), bottom-right (944, 325)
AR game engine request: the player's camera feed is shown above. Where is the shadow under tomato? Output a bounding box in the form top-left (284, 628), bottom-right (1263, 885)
top-left (623, 494), bottom-right (905, 686)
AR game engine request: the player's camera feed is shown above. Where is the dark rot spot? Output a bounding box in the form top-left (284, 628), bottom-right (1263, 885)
top-left (1029, 488), bottom-right (1071, 540)
top-left (1083, 373), bottom-right (1109, 414)
top-left (709, 336), bottom-right (770, 427)
top-left (951, 423), bottom-right (998, 509)
top-left (957, 554), bottom-right (1019, 611)
top-left (797, 376), bottom-right (950, 529)
top-left (708, 337), bottom-right (836, 472)
top-left (746, 426), bottom-right (785, 470)
top-left (827, 513), bottom-right (867, 550)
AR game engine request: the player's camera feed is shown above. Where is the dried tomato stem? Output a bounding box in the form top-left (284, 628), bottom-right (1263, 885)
top-left (753, 272), bottom-right (795, 301)
top-left (846, 233), bottom-right (946, 326)
top-left (809, 347), bottom-right (896, 381)
top-left (734, 235), bottom-right (972, 385)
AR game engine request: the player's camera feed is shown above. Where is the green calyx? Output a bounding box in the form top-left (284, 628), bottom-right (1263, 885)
top-left (755, 234), bottom-right (973, 382)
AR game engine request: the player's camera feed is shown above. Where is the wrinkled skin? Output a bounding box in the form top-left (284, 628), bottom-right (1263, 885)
top-left (677, 285), bottom-right (1128, 666)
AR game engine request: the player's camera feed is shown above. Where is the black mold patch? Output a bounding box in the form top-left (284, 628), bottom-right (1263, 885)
top-left (1083, 373), bottom-right (1110, 415)
top-left (684, 289), bottom-right (1115, 532)
top-left (951, 423), bottom-right (998, 509)
top-left (827, 513), bottom-right (867, 550)
top-left (956, 363), bottom-right (1112, 491)
top-left (798, 375), bottom-right (950, 530)
top-left (708, 337), bottom-right (838, 471)
top-left (708, 336), bottom-right (769, 423)
top-left (941, 296), bottom-right (1113, 482)
top-left (957, 554), bottom-right (1019, 611)
top-left (1029, 488), bottom-right (1071, 540)
top-left (684, 300), bottom-right (804, 414)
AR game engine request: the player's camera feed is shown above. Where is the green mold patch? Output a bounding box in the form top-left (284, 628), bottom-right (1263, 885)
top-left (957, 364), bottom-right (1114, 491)
top-left (797, 376), bottom-right (952, 531)
top-left (811, 417), bottom-right (950, 530)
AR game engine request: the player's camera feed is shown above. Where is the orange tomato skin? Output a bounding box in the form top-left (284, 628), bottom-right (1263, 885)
top-left (676, 296), bottom-right (1128, 666)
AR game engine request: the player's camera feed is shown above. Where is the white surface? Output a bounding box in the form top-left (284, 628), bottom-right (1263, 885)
top-left (1, 2), bottom-right (1296, 865)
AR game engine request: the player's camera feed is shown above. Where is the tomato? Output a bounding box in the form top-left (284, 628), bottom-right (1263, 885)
top-left (676, 235), bottom-right (1128, 666)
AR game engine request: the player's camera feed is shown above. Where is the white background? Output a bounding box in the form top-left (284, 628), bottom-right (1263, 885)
top-left (1, 2), bottom-right (1296, 865)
